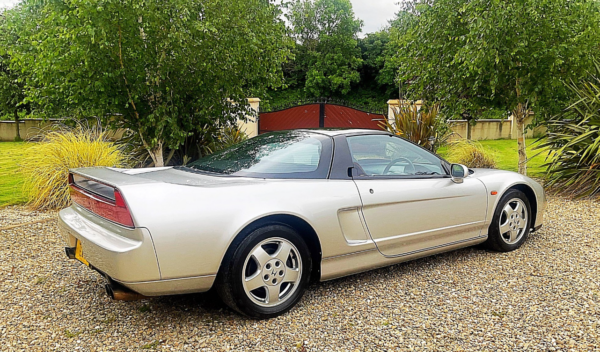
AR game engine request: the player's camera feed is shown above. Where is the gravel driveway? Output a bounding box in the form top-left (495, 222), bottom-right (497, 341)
top-left (1, 197), bottom-right (599, 351)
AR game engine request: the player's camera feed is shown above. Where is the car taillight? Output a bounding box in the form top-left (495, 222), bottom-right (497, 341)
top-left (69, 173), bottom-right (134, 228)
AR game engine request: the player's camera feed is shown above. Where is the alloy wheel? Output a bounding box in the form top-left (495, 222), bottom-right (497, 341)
top-left (242, 237), bottom-right (302, 307)
top-left (498, 198), bottom-right (528, 245)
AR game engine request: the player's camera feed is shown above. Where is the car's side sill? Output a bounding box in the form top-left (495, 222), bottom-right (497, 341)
top-left (381, 236), bottom-right (485, 259)
top-left (320, 236), bottom-right (486, 282)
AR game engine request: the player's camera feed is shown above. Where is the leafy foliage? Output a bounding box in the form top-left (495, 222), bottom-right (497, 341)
top-left (285, 0), bottom-right (363, 96)
top-left (380, 103), bottom-right (450, 152)
top-left (392, 0), bottom-right (600, 174)
top-left (538, 63), bottom-right (600, 198)
top-left (445, 140), bottom-right (497, 169)
top-left (266, 8), bottom-right (415, 109)
top-left (357, 31), bottom-right (397, 98)
top-left (20, 122), bottom-right (128, 210)
top-left (395, 0), bottom-right (600, 119)
top-left (4, 0), bottom-right (290, 166)
top-left (0, 12), bottom-right (28, 141)
top-left (196, 125), bottom-right (248, 160)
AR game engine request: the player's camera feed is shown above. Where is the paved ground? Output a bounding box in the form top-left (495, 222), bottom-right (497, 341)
top-left (1, 197), bottom-right (599, 351)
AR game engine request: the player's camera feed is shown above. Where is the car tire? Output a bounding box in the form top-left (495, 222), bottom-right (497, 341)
top-left (216, 224), bottom-right (312, 319)
top-left (484, 189), bottom-right (532, 252)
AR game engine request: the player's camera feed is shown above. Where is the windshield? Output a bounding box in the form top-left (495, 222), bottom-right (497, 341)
top-left (185, 131), bottom-right (333, 179)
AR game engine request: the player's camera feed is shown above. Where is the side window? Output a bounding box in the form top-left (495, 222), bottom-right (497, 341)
top-left (347, 135), bottom-right (446, 177)
top-left (247, 139), bottom-right (322, 173)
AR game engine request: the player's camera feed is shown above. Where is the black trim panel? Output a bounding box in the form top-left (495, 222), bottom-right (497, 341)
top-left (329, 135), bottom-right (355, 179)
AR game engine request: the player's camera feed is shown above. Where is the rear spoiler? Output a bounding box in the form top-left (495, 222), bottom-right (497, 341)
top-left (69, 167), bottom-right (162, 188)
top-left (68, 168), bottom-right (151, 227)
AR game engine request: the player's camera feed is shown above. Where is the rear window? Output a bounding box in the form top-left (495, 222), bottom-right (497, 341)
top-left (184, 131), bottom-right (333, 179)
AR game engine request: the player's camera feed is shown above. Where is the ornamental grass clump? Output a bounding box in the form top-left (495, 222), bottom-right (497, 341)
top-left (20, 124), bottom-right (128, 210)
top-left (445, 140), bottom-right (497, 169)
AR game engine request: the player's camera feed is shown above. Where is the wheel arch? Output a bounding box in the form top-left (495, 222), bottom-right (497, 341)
top-left (504, 183), bottom-right (538, 227)
top-left (218, 214), bottom-right (323, 283)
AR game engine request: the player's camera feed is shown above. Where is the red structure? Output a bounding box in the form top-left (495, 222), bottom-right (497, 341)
top-left (259, 104), bottom-right (320, 133)
top-left (259, 101), bottom-right (386, 134)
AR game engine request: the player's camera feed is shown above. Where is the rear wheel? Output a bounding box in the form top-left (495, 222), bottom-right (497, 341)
top-left (216, 224), bottom-right (312, 318)
top-left (484, 189), bottom-right (531, 252)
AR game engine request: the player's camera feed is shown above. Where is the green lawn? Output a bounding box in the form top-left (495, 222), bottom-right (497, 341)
top-left (0, 142), bottom-right (30, 207)
top-left (437, 139), bottom-right (549, 177)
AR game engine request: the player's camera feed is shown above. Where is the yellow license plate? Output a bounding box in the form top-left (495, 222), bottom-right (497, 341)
top-left (75, 240), bottom-right (90, 266)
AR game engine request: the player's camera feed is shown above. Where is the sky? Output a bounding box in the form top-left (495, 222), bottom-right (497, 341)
top-left (0, 0), bottom-right (398, 35)
top-left (0, 0), bottom-right (18, 10)
top-left (351, 0), bottom-right (399, 34)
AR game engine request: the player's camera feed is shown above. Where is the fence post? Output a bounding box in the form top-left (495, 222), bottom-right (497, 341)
top-left (387, 99), bottom-right (399, 127)
top-left (387, 99), bottom-right (424, 127)
top-left (237, 98), bottom-right (260, 138)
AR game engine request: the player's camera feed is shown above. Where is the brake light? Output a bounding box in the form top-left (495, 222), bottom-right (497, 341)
top-left (69, 173), bottom-right (134, 227)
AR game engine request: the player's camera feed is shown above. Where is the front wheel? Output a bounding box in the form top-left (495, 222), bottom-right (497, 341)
top-left (484, 189), bottom-right (532, 252)
top-left (216, 224), bottom-right (312, 318)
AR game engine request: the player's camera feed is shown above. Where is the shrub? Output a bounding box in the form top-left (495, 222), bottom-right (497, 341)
top-left (120, 124), bottom-right (248, 167)
top-left (445, 140), bottom-right (497, 169)
top-left (200, 125), bottom-right (249, 156)
top-left (537, 62), bottom-right (600, 198)
top-left (380, 103), bottom-right (450, 152)
top-left (20, 123), bottom-right (128, 210)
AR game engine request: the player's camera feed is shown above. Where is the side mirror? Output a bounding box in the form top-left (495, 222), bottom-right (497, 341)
top-left (451, 164), bottom-right (469, 183)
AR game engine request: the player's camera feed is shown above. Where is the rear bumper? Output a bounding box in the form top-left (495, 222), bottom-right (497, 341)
top-left (59, 206), bottom-right (161, 289)
top-left (59, 205), bottom-right (216, 296)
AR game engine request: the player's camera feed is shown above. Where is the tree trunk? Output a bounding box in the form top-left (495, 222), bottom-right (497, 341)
top-left (14, 110), bottom-right (22, 141)
top-left (147, 141), bottom-right (165, 167)
top-left (513, 103), bottom-right (528, 175)
top-left (466, 118), bottom-right (472, 140)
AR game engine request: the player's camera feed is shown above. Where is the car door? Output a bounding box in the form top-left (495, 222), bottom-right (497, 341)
top-left (347, 134), bottom-right (488, 257)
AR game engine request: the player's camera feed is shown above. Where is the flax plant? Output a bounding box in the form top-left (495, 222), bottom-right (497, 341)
top-left (20, 123), bottom-right (128, 210)
top-left (380, 103), bottom-right (450, 152)
top-left (537, 62), bottom-right (600, 198)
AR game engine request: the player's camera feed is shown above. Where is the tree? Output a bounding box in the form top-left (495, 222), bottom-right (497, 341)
top-left (0, 12), bottom-right (28, 141)
top-left (358, 30), bottom-right (396, 98)
top-left (286, 0), bottom-right (363, 96)
top-left (373, 10), bottom-right (419, 101)
top-left (393, 0), bottom-right (600, 175)
top-left (5, 0), bottom-right (291, 166)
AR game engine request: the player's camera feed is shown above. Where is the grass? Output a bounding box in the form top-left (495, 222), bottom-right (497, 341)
top-left (0, 142), bottom-right (31, 207)
top-left (437, 139), bottom-right (549, 177)
top-left (141, 340), bottom-right (161, 350)
top-left (63, 329), bottom-right (83, 338)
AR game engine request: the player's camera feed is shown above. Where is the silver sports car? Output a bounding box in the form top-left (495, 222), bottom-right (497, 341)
top-left (59, 129), bottom-right (545, 318)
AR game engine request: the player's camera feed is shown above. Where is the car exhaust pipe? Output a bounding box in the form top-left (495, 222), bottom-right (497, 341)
top-left (65, 246), bottom-right (76, 259)
top-left (105, 279), bottom-right (148, 301)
